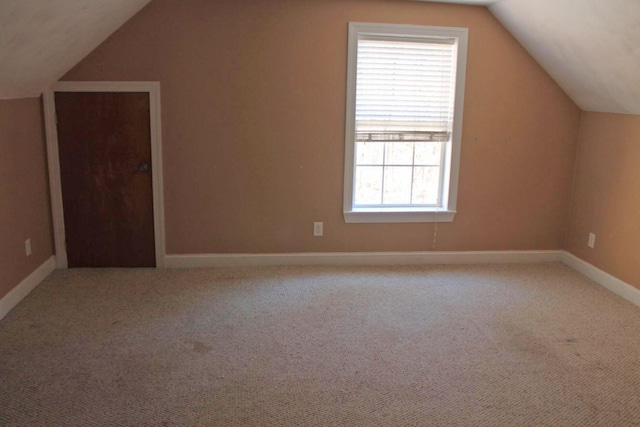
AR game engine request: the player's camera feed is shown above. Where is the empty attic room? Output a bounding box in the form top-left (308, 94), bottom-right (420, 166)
top-left (1, 0), bottom-right (640, 425)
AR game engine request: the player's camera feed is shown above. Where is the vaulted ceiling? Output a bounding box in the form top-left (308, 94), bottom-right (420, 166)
top-left (489, 0), bottom-right (640, 115)
top-left (0, 0), bottom-right (152, 99)
top-left (1, 0), bottom-right (638, 115)
top-left (422, 0), bottom-right (640, 115)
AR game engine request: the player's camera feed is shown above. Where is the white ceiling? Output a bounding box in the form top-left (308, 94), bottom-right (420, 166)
top-left (489, 0), bottom-right (640, 114)
top-left (0, 0), bottom-right (638, 115)
top-left (0, 0), bottom-right (152, 99)
top-left (423, 0), bottom-right (640, 115)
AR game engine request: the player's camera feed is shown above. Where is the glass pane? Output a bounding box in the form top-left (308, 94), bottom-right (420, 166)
top-left (355, 166), bottom-right (383, 205)
top-left (412, 167), bottom-right (440, 205)
top-left (356, 142), bottom-right (384, 165)
top-left (414, 142), bottom-right (442, 166)
top-left (385, 142), bottom-right (414, 165)
top-left (383, 166), bottom-right (412, 204)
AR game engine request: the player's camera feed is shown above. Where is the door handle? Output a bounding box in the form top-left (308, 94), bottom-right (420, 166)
top-left (138, 161), bottom-right (150, 173)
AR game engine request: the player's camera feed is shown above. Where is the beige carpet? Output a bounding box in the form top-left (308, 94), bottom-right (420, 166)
top-left (1, 263), bottom-right (640, 426)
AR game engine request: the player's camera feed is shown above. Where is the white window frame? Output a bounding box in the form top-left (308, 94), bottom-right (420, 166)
top-left (343, 22), bottom-right (468, 224)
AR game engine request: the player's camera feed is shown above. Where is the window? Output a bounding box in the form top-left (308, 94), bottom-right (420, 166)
top-left (343, 23), bottom-right (468, 223)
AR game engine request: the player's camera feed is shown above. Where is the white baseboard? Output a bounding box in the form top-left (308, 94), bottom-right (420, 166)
top-left (3, 253), bottom-right (636, 320)
top-left (0, 256), bottom-right (56, 321)
top-left (167, 250), bottom-right (640, 309)
top-left (165, 250), bottom-right (563, 269)
top-left (560, 251), bottom-right (640, 308)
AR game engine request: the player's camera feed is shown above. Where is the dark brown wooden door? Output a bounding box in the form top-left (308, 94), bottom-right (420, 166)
top-left (55, 92), bottom-right (156, 268)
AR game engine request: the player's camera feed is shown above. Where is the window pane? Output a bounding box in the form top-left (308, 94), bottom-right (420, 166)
top-left (414, 142), bottom-right (442, 166)
top-left (412, 167), bottom-right (440, 205)
top-left (356, 142), bottom-right (384, 165)
top-left (344, 23), bottom-right (468, 216)
top-left (385, 142), bottom-right (413, 165)
top-left (355, 166), bottom-right (383, 205)
top-left (383, 166), bottom-right (412, 204)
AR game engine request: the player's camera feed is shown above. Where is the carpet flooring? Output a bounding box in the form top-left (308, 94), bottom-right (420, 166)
top-left (1, 263), bottom-right (640, 426)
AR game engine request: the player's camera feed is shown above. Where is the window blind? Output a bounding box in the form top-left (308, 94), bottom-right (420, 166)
top-left (355, 38), bottom-right (458, 143)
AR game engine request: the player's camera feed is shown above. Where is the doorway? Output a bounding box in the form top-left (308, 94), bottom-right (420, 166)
top-left (44, 82), bottom-right (165, 268)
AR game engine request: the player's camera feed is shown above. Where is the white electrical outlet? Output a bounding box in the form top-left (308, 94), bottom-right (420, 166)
top-left (25, 238), bottom-right (32, 256)
top-left (588, 233), bottom-right (596, 249)
top-left (313, 222), bottom-right (324, 237)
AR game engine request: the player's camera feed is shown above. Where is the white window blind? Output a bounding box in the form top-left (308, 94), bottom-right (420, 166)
top-left (355, 38), bottom-right (458, 144)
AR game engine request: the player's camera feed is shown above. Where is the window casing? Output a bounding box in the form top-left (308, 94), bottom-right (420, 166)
top-left (343, 23), bottom-right (468, 223)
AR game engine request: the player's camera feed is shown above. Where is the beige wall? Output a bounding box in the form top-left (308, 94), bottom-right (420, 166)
top-left (566, 112), bottom-right (640, 289)
top-left (0, 98), bottom-right (53, 299)
top-left (63, 0), bottom-right (581, 254)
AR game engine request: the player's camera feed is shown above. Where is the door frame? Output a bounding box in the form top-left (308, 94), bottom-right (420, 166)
top-left (43, 81), bottom-right (166, 269)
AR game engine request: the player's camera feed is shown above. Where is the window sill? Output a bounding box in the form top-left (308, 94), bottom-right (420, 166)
top-left (343, 209), bottom-right (456, 223)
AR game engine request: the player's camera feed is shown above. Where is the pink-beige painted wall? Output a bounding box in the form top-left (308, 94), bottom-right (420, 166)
top-left (0, 98), bottom-right (54, 299)
top-left (63, 0), bottom-right (581, 254)
top-left (566, 112), bottom-right (640, 289)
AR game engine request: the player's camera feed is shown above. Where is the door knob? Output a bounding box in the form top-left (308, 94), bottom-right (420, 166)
top-left (138, 161), bottom-right (150, 172)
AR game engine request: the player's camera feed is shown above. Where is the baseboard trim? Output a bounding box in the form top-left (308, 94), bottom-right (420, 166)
top-left (166, 251), bottom-right (640, 308)
top-left (1, 253), bottom-right (634, 320)
top-left (560, 251), bottom-right (640, 308)
top-left (0, 256), bottom-right (56, 321)
top-left (165, 250), bottom-right (563, 268)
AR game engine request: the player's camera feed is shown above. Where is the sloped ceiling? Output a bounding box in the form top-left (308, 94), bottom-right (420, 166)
top-left (489, 0), bottom-right (640, 115)
top-left (0, 0), bottom-right (152, 99)
top-left (0, 0), bottom-right (638, 115)
top-left (424, 0), bottom-right (640, 115)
